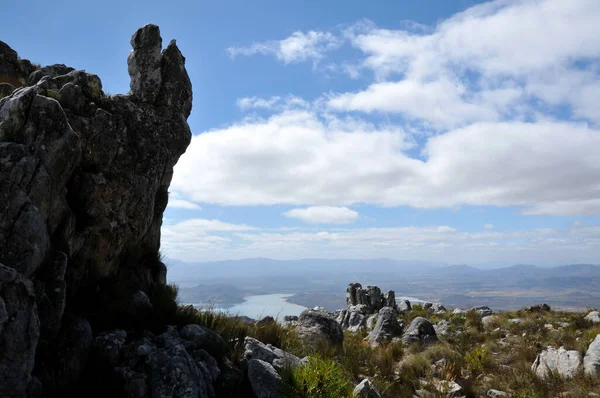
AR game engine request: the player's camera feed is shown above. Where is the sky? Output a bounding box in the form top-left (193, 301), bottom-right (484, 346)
top-left (3, 0), bottom-right (600, 266)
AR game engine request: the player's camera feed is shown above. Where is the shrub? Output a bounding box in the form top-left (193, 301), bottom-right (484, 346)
top-left (280, 356), bottom-right (352, 398)
top-left (465, 346), bottom-right (493, 374)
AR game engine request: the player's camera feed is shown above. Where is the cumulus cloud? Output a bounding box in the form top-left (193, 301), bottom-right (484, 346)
top-left (171, 113), bottom-right (600, 215)
top-left (173, 0), bottom-right (600, 217)
top-left (227, 31), bottom-right (341, 64)
top-left (167, 199), bottom-right (202, 210)
top-left (283, 206), bottom-right (359, 224)
top-left (484, 224), bottom-right (494, 230)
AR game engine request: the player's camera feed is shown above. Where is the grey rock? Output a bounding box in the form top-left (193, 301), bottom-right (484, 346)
top-left (509, 318), bottom-right (523, 324)
top-left (384, 290), bottom-right (396, 309)
top-left (353, 378), bottom-right (382, 398)
top-left (366, 314), bottom-right (378, 330)
top-left (423, 302), bottom-right (433, 310)
top-left (114, 367), bottom-right (148, 398)
top-left (347, 311), bottom-right (367, 333)
top-left (585, 311), bottom-right (600, 323)
top-left (93, 330), bottom-right (127, 367)
top-left (368, 307), bottom-right (403, 347)
top-left (248, 359), bottom-right (283, 398)
top-left (0, 263), bottom-right (39, 397)
top-left (296, 308), bottom-right (344, 349)
top-left (452, 308), bottom-right (466, 317)
top-left (127, 24), bottom-right (162, 102)
top-left (584, 334), bottom-right (600, 376)
top-left (482, 315), bottom-right (498, 327)
top-left (192, 349), bottom-right (221, 384)
top-left (180, 324), bottom-right (226, 359)
top-left (487, 389), bottom-right (508, 397)
top-left (244, 337), bottom-right (302, 370)
top-left (397, 299), bottom-right (412, 312)
top-left (402, 317), bottom-right (437, 345)
top-left (131, 290), bottom-right (153, 312)
top-left (531, 346), bottom-right (581, 379)
top-left (284, 315), bottom-right (298, 322)
top-left (434, 320), bottom-right (450, 336)
top-left (525, 303), bottom-right (551, 312)
top-left (148, 343), bottom-right (214, 398)
top-left (428, 303), bottom-right (446, 314)
top-left (34, 251), bottom-right (67, 338)
top-left (471, 306), bottom-right (493, 318)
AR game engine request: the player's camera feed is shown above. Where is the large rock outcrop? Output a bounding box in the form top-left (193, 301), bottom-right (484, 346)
top-left (584, 334), bottom-right (600, 376)
top-left (367, 307), bottom-right (403, 347)
top-left (0, 24), bottom-right (192, 396)
top-left (531, 346), bottom-right (581, 379)
top-left (340, 282), bottom-right (399, 333)
top-left (296, 308), bottom-right (344, 349)
top-left (402, 317), bottom-right (437, 345)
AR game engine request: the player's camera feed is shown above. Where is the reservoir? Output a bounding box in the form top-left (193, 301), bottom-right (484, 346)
top-left (191, 293), bottom-right (307, 321)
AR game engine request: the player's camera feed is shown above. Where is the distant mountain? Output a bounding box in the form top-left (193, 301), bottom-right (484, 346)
top-left (165, 257), bottom-right (446, 284)
top-left (177, 283), bottom-right (249, 307)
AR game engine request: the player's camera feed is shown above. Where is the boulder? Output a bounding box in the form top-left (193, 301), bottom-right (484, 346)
top-left (244, 337), bottom-right (303, 370)
top-left (471, 306), bottom-right (493, 318)
top-left (585, 311), bottom-right (600, 324)
top-left (93, 330), bottom-right (127, 367)
top-left (525, 303), bottom-right (551, 312)
top-left (180, 323), bottom-right (226, 359)
top-left (584, 334), bottom-right (600, 376)
top-left (147, 343), bottom-right (215, 398)
top-left (402, 317), bottom-right (437, 345)
top-left (452, 308), bottom-right (466, 317)
top-left (0, 264), bottom-right (40, 397)
top-left (434, 320), bottom-right (450, 336)
top-left (247, 359), bottom-right (283, 398)
top-left (353, 378), bottom-right (382, 398)
top-left (487, 389), bottom-right (508, 397)
top-left (531, 346), bottom-right (581, 379)
top-left (428, 303), bottom-right (446, 314)
top-left (368, 307), bottom-right (403, 346)
top-left (296, 308), bottom-right (344, 349)
top-left (482, 315), bottom-right (498, 327)
top-left (397, 299), bottom-right (411, 312)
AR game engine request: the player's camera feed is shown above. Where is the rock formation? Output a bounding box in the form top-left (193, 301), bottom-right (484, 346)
top-left (0, 24), bottom-right (193, 397)
top-left (585, 311), bottom-right (600, 323)
top-left (346, 283), bottom-right (397, 312)
top-left (584, 334), bottom-right (600, 376)
top-left (339, 282), bottom-right (400, 332)
top-left (296, 308), bottom-right (344, 349)
top-left (367, 307), bottom-right (404, 346)
top-left (353, 378), bottom-right (383, 398)
top-left (531, 346), bottom-right (581, 379)
top-left (402, 317), bottom-right (438, 345)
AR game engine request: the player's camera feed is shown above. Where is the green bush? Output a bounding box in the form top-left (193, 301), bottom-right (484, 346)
top-left (465, 346), bottom-right (493, 374)
top-left (280, 356), bottom-right (352, 398)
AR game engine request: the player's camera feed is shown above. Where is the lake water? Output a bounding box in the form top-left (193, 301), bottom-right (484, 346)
top-left (192, 293), bottom-right (307, 321)
top-left (188, 293), bottom-right (428, 321)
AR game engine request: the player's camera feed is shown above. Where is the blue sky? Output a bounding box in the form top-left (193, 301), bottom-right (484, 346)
top-left (3, 0), bottom-right (600, 266)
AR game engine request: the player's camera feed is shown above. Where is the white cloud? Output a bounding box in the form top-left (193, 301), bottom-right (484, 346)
top-left (182, 0), bottom-right (600, 217)
top-left (227, 31), bottom-right (341, 64)
top-left (167, 199), bottom-right (202, 210)
top-left (484, 224), bottom-right (494, 230)
top-left (171, 112), bottom-right (600, 215)
top-left (283, 206), bottom-right (359, 224)
top-left (161, 221), bottom-right (600, 265)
